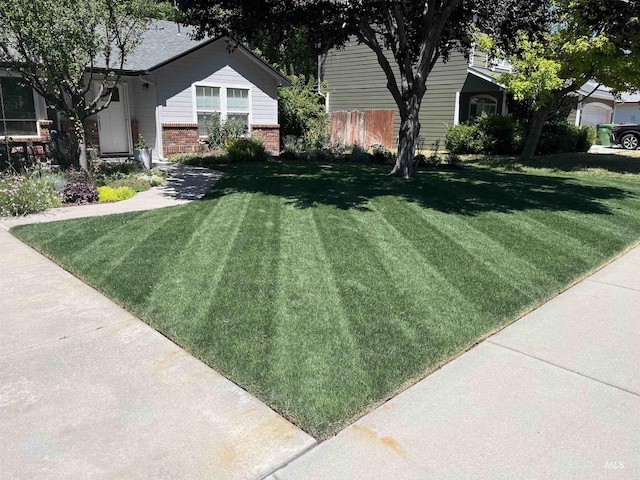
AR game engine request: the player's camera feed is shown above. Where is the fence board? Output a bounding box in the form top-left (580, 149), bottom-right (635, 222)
top-left (329, 109), bottom-right (394, 149)
top-left (364, 109), bottom-right (394, 148)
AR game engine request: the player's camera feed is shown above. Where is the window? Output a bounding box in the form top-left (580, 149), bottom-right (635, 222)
top-left (196, 86), bottom-right (220, 135)
top-left (226, 88), bottom-right (249, 132)
top-left (469, 95), bottom-right (497, 119)
top-left (0, 77), bottom-right (37, 136)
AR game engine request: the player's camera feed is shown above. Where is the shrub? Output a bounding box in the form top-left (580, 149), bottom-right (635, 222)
top-left (574, 125), bottom-right (596, 152)
top-left (97, 185), bottom-right (136, 202)
top-left (60, 182), bottom-right (98, 204)
top-left (207, 116), bottom-right (245, 150)
top-left (170, 152), bottom-right (228, 167)
top-left (40, 174), bottom-right (68, 191)
top-left (445, 124), bottom-right (487, 154)
top-left (224, 137), bottom-right (268, 162)
top-left (446, 114), bottom-right (594, 156)
top-left (135, 173), bottom-right (165, 187)
top-left (106, 178), bottom-right (152, 192)
top-left (370, 144), bottom-right (396, 165)
top-left (0, 173), bottom-right (61, 216)
top-left (474, 114), bottom-right (520, 155)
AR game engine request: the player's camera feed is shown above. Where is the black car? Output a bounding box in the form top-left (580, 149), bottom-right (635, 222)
top-left (610, 124), bottom-right (640, 150)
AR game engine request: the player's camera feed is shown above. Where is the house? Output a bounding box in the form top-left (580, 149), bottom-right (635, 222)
top-left (320, 40), bottom-right (615, 148)
top-left (0, 20), bottom-right (290, 160)
top-left (613, 92), bottom-right (640, 125)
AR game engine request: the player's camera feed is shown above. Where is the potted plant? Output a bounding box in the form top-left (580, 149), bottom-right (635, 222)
top-left (133, 134), bottom-right (152, 169)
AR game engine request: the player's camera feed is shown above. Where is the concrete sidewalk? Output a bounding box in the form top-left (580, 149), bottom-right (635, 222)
top-left (0, 166), bottom-right (316, 479)
top-left (271, 246), bottom-right (640, 479)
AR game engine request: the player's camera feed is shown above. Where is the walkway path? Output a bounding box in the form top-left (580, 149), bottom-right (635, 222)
top-left (1, 163), bottom-right (223, 230)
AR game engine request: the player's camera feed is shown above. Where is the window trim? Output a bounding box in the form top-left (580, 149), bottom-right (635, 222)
top-left (468, 94), bottom-right (498, 119)
top-left (0, 75), bottom-right (41, 138)
top-left (192, 83), bottom-right (252, 137)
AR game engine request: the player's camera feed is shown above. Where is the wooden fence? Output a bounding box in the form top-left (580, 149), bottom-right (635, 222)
top-left (329, 109), bottom-right (395, 148)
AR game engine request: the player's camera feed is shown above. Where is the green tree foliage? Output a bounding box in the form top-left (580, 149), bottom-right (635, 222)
top-left (178, 0), bottom-right (548, 177)
top-left (251, 28), bottom-right (317, 81)
top-left (0, 0), bottom-right (153, 172)
top-left (491, 0), bottom-right (640, 160)
top-left (149, 1), bottom-right (185, 22)
top-left (278, 75), bottom-right (327, 149)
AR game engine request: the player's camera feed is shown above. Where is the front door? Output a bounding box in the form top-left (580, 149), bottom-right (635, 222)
top-left (96, 83), bottom-right (130, 154)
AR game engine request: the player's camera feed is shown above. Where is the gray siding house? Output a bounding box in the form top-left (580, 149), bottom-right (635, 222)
top-left (1, 20), bottom-right (290, 159)
top-left (613, 92), bottom-right (640, 125)
top-left (321, 40), bottom-right (614, 148)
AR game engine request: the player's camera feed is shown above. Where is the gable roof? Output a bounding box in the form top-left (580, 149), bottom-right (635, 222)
top-left (617, 92), bottom-right (640, 104)
top-left (96, 20), bottom-right (290, 85)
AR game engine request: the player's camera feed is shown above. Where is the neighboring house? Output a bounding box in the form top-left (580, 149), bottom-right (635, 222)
top-left (0, 20), bottom-right (290, 159)
top-left (572, 81), bottom-right (616, 127)
top-left (320, 40), bottom-right (614, 148)
top-left (613, 92), bottom-right (640, 125)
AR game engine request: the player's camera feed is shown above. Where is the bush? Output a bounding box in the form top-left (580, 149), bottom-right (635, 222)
top-left (224, 137), bottom-right (268, 162)
top-left (60, 182), bottom-right (98, 204)
top-left (370, 144), bottom-right (396, 165)
top-left (536, 123), bottom-right (594, 155)
top-left (446, 114), bottom-right (595, 156)
top-left (170, 152), bottom-right (228, 167)
top-left (207, 116), bottom-right (245, 150)
top-left (97, 185), bottom-right (136, 202)
top-left (445, 124), bottom-right (487, 154)
top-left (0, 173), bottom-right (61, 216)
top-left (574, 125), bottom-right (596, 153)
top-left (474, 114), bottom-right (521, 155)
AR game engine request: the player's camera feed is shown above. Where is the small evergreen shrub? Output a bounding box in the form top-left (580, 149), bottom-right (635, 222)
top-left (97, 185), bottom-right (136, 202)
top-left (60, 182), bottom-right (98, 204)
top-left (224, 137), bottom-right (268, 162)
top-left (169, 152), bottom-right (228, 167)
top-left (0, 173), bottom-right (61, 216)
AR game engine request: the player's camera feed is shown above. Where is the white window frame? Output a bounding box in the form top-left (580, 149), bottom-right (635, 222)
top-left (193, 84), bottom-right (222, 137)
top-left (0, 75), bottom-right (41, 138)
top-left (192, 83), bottom-right (252, 137)
top-left (469, 95), bottom-right (498, 119)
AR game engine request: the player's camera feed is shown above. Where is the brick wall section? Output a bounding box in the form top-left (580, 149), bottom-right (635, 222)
top-left (0, 120), bottom-right (53, 161)
top-left (251, 124), bottom-right (280, 154)
top-left (131, 120), bottom-right (139, 146)
top-left (162, 123), bottom-right (201, 157)
top-left (61, 120), bottom-right (99, 148)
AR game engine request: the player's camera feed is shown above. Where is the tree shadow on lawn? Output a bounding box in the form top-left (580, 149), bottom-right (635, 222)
top-left (203, 161), bottom-right (635, 215)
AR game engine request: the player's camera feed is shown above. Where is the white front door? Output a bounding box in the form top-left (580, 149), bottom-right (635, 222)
top-left (96, 83), bottom-right (130, 154)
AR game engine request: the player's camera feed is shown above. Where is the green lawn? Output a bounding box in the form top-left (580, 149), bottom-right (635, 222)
top-left (12, 159), bottom-right (640, 438)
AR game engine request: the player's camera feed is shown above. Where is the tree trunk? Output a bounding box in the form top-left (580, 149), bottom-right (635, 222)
top-left (390, 99), bottom-right (421, 178)
top-left (74, 118), bottom-right (90, 173)
top-left (520, 105), bottom-right (553, 161)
